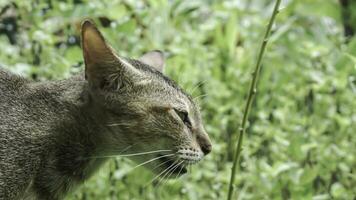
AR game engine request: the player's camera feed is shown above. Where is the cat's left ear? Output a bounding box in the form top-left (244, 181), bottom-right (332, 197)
top-left (81, 19), bottom-right (142, 91)
top-left (139, 50), bottom-right (165, 72)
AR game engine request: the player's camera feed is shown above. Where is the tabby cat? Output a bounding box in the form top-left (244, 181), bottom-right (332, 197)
top-left (0, 20), bottom-right (212, 200)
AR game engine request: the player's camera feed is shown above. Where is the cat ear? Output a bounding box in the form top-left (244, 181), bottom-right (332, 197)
top-left (138, 50), bottom-right (165, 72)
top-left (81, 19), bottom-right (140, 90)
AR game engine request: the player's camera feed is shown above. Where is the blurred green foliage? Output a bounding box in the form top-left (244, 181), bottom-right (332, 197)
top-left (0, 0), bottom-right (355, 199)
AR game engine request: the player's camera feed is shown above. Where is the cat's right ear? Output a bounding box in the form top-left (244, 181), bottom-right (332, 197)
top-left (81, 19), bottom-right (140, 90)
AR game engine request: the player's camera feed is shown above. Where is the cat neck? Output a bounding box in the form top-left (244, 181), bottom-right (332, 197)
top-left (27, 77), bottom-right (120, 199)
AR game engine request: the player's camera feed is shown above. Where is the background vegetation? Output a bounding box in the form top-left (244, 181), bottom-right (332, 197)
top-left (1, 0), bottom-right (355, 199)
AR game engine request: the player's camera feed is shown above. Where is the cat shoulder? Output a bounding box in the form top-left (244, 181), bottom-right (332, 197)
top-left (0, 68), bottom-right (30, 91)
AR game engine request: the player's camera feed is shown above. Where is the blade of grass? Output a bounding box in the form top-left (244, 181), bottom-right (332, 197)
top-left (226, 1), bottom-right (282, 200)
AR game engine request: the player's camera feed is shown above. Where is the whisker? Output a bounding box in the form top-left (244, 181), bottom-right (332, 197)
top-left (145, 160), bottom-right (179, 187)
top-left (93, 141), bottom-right (140, 155)
top-left (117, 144), bottom-right (133, 155)
top-left (106, 123), bottom-right (124, 127)
top-left (152, 158), bottom-right (174, 171)
top-left (166, 160), bottom-right (183, 180)
top-left (158, 163), bottom-right (178, 185)
top-left (156, 160), bottom-right (181, 187)
top-left (161, 160), bottom-right (184, 186)
top-left (86, 149), bottom-right (172, 159)
top-left (118, 150), bottom-right (172, 157)
top-left (189, 80), bottom-right (207, 95)
top-left (174, 162), bottom-right (185, 179)
top-left (193, 93), bottom-right (209, 101)
top-left (127, 154), bottom-right (174, 173)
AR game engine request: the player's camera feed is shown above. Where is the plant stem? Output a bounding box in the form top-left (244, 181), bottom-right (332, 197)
top-left (226, 1), bottom-right (281, 200)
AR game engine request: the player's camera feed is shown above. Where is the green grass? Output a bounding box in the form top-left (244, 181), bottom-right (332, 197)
top-left (0, 0), bottom-right (355, 199)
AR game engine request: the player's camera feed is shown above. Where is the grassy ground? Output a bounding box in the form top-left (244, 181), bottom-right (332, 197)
top-left (0, 0), bottom-right (355, 199)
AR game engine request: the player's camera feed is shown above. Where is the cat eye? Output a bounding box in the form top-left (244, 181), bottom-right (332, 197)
top-left (174, 109), bottom-right (192, 128)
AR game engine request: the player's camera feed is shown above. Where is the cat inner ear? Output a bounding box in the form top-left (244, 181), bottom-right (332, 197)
top-left (81, 19), bottom-right (140, 90)
top-left (138, 50), bottom-right (165, 72)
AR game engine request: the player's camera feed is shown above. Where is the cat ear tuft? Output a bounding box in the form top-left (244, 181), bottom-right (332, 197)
top-left (138, 50), bottom-right (165, 72)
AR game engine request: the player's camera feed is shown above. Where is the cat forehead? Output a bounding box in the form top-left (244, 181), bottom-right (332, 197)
top-left (125, 58), bottom-right (190, 95)
top-left (119, 57), bottom-right (196, 110)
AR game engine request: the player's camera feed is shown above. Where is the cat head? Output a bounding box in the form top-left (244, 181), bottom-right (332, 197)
top-left (81, 20), bottom-right (212, 178)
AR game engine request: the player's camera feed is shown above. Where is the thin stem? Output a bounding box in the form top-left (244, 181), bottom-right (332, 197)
top-left (226, 1), bottom-right (281, 200)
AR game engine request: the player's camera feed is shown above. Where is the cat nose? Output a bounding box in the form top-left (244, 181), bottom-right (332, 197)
top-left (197, 132), bottom-right (212, 155)
top-left (201, 142), bottom-right (212, 155)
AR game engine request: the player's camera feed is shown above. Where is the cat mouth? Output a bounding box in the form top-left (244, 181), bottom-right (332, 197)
top-left (157, 154), bottom-right (187, 177)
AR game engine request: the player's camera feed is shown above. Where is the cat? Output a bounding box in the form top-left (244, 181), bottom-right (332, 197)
top-left (0, 19), bottom-right (212, 200)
